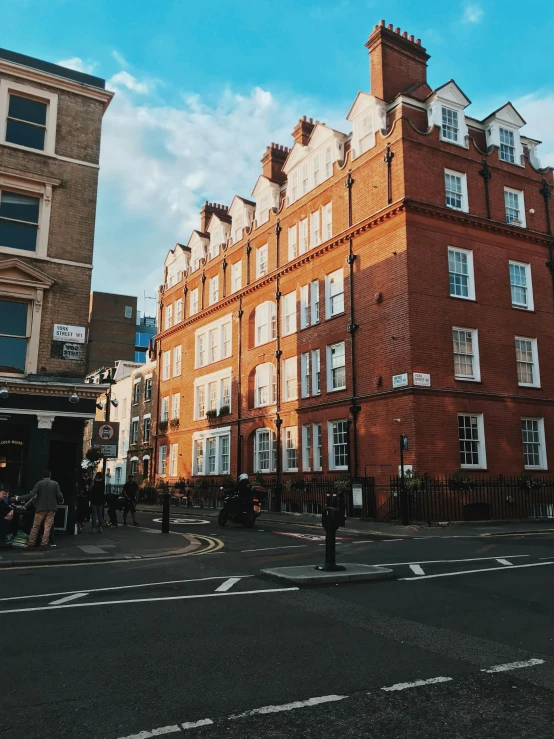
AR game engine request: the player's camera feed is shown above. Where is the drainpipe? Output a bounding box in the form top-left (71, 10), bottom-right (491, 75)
top-left (540, 179), bottom-right (554, 315)
top-left (237, 298), bottom-right (243, 476)
top-left (478, 159), bottom-right (492, 219)
top-left (246, 241), bottom-right (252, 285)
top-left (383, 145), bottom-right (394, 205)
top-left (275, 277), bottom-right (282, 512)
top-left (344, 171), bottom-right (359, 477)
top-left (200, 272), bottom-right (206, 310)
top-left (222, 259), bottom-right (227, 299)
top-left (152, 347), bottom-right (162, 483)
top-left (275, 219), bottom-right (282, 269)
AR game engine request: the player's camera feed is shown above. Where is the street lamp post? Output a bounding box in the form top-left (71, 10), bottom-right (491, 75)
top-left (399, 434), bottom-right (409, 526)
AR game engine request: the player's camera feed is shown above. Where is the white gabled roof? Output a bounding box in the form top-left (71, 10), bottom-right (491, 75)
top-left (346, 91), bottom-right (381, 121)
top-left (228, 195), bottom-right (256, 217)
top-left (251, 175), bottom-right (281, 198)
top-left (283, 123), bottom-right (346, 173)
top-left (483, 102), bottom-right (526, 129)
top-left (429, 80), bottom-right (471, 108)
top-left (164, 243), bottom-right (189, 268)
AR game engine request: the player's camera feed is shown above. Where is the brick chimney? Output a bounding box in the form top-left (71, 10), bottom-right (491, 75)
top-left (261, 143), bottom-right (290, 184)
top-left (292, 116), bottom-right (315, 146)
top-left (199, 201), bottom-right (229, 233)
top-left (365, 21), bottom-right (430, 103)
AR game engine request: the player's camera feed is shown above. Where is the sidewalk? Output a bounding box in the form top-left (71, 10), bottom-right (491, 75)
top-left (0, 515), bottom-right (198, 568)
top-left (136, 503), bottom-right (554, 538)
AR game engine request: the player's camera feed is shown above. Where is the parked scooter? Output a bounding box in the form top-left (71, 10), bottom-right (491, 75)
top-left (217, 485), bottom-right (263, 528)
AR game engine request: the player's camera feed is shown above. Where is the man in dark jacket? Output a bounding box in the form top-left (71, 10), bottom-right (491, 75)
top-left (16, 470), bottom-right (63, 550)
top-left (122, 475), bottom-right (139, 526)
top-left (0, 485), bottom-right (18, 545)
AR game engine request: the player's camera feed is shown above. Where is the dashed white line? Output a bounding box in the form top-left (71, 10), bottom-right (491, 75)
top-left (49, 592), bottom-right (88, 605)
top-left (399, 560), bottom-right (554, 581)
top-left (229, 694), bottom-right (347, 719)
top-left (215, 577), bottom-right (242, 592)
top-left (381, 677), bottom-right (453, 692)
top-left (374, 555), bottom-right (529, 567)
top-left (241, 545), bottom-right (307, 552)
top-left (182, 719), bottom-right (213, 729)
top-left (409, 564), bottom-right (425, 576)
top-left (481, 659), bottom-right (545, 673)
top-left (495, 558), bottom-right (512, 566)
top-left (118, 724), bottom-right (182, 738)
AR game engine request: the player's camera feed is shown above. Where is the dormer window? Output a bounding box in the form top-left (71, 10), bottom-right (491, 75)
top-left (324, 147), bottom-right (332, 178)
top-left (290, 171), bottom-right (298, 202)
top-left (233, 214), bottom-right (243, 244)
top-left (302, 163), bottom-right (309, 195)
top-left (208, 229), bottom-right (220, 259)
top-left (257, 193), bottom-right (269, 225)
top-left (312, 153), bottom-right (320, 187)
top-left (441, 107), bottom-right (459, 142)
top-left (499, 128), bottom-right (515, 163)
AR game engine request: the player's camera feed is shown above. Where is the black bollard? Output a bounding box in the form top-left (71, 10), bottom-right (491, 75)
top-left (162, 491), bottom-right (170, 534)
top-left (316, 505), bottom-right (346, 572)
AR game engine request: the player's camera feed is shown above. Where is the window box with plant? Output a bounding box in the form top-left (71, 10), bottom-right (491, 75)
top-left (218, 404), bottom-right (230, 417)
top-left (206, 409), bottom-right (218, 421)
top-left (158, 420), bottom-right (168, 433)
top-left (169, 418), bottom-right (180, 429)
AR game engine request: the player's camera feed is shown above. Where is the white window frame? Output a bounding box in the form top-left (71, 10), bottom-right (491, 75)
top-left (131, 418), bottom-right (139, 444)
top-left (282, 356), bottom-right (298, 401)
top-left (283, 426), bottom-right (299, 472)
top-left (193, 367), bottom-right (232, 420)
top-left (509, 261), bottom-right (534, 311)
top-left (300, 285), bottom-right (309, 329)
top-left (458, 413), bottom-right (487, 469)
top-left (322, 202), bottom-right (332, 241)
top-left (448, 247), bottom-right (475, 301)
top-left (313, 423), bottom-right (322, 471)
top-left (175, 299), bottom-right (183, 324)
top-left (254, 362), bottom-right (276, 408)
top-left (257, 191), bottom-right (270, 226)
top-left (0, 175), bottom-right (54, 259)
top-left (312, 349), bottom-right (321, 395)
top-left (325, 269), bottom-right (344, 318)
top-left (162, 350), bottom-right (171, 381)
top-left (504, 187), bottom-right (526, 228)
top-left (310, 209), bottom-right (321, 248)
top-left (161, 397), bottom-right (169, 423)
top-left (192, 426), bottom-right (231, 476)
top-left (254, 428), bottom-right (276, 473)
top-left (521, 417), bottom-right (547, 470)
top-left (310, 280), bottom-right (319, 324)
top-left (194, 314), bottom-right (232, 368)
top-left (302, 424), bottom-right (311, 472)
top-left (299, 218), bottom-right (308, 255)
top-left (282, 291), bottom-right (297, 336)
top-left (171, 392), bottom-right (180, 420)
top-left (288, 225), bottom-right (298, 261)
top-left (499, 127), bottom-right (516, 164)
top-left (158, 445), bottom-right (167, 476)
top-left (169, 443), bottom-right (178, 476)
top-left (165, 304), bottom-right (173, 330)
top-left (173, 345), bottom-right (181, 377)
top-left (231, 261), bottom-right (242, 292)
top-left (328, 419), bottom-right (349, 471)
top-left (452, 327), bottom-right (481, 382)
top-left (441, 106), bottom-right (459, 143)
top-left (515, 336), bottom-right (541, 388)
top-left (444, 169), bottom-right (468, 212)
top-left (190, 288), bottom-right (199, 316)
top-left (143, 415), bottom-right (151, 441)
top-left (301, 352), bottom-right (310, 398)
top-left (326, 342), bottom-right (346, 391)
top-left (0, 80), bottom-right (58, 156)
top-left (254, 301), bottom-right (276, 347)
top-left (209, 275), bottom-right (219, 305)
top-left (256, 244), bottom-right (268, 278)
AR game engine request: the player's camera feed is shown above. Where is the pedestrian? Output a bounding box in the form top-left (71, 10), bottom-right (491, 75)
top-left (88, 472), bottom-right (105, 533)
top-left (0, 484), bottom-right (18, 545)
top-left (14, 470), bottom-right (63, 551)
top-left (122, 474), bottom-right (139, 526)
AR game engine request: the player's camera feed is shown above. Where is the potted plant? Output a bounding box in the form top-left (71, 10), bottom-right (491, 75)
top-left (448, 470), bottom-right (473, 492)
top-left (206, 409), bottom-right (218, 421)
top-left (334, 477), bottom-right (350, 493)
top-left (169, 418), bottom-right (180, 429)
top-left (85, 446), bottom-right (103, 472)
top-left (218, 404), bottom-right (230, 417)
top-left (518, 473), bottom-right (543, 493)
top-left (158, 420), bottom-right (168, 432)
top-left (403, 470), bottom-right (424, 494)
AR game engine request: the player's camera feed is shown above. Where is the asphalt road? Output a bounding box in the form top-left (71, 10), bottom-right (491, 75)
top-left (2, 514), bottom-right (554, 739)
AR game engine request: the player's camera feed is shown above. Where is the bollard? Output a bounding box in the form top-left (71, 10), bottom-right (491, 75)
top-left (162, 491), bottom-right (170, 534)
top-left (316, 500), bottom-right (346, 572)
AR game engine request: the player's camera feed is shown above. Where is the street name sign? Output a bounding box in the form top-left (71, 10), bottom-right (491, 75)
top-left (53, 324), bottom-right (86, 343)
top-left (413, 372), bottom-right (431, 386)
top-left (392, 373), bottom-right (408, 388)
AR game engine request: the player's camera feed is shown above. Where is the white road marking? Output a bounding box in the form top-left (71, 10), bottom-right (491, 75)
top-left (49, 592), bottom-right (88, 605)
top-left (381, 676), bottom-right (453, 692)
top-left (215, 577), bottom-right (242, 592)
top-left (229, 694), bottom-right (347, 719)
top-left (118, 725), bottom-right (182, 738)
top-left (374, 555), bottom-right (529, 567)
top-left (78, 545), bottom-right (107, 554)
top-left (400, 560), bottom-right (554, 581)
top-left (0, 575), bottom-right (253, 603)
top-left (241, 545), bottom-right (307, 552)
top-left (409, 564), bottom-right (425, 576)
top-left (0, 587), bottom-right (299, 615)
top-left (182, 719), bottom-right (213, 729)
top-left (482, 659), bottom-right (545, 673)
top-left (496, 558), bottom-right (512, 566)
top-left (152, 518), bottom-right (210, 525)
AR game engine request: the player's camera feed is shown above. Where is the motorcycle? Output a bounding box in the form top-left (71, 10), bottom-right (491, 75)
top-left (217, 485), bottom-right (264, 528)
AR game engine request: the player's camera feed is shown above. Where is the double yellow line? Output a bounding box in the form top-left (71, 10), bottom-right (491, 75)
top-left (187, 534), bottom-right (224, 556)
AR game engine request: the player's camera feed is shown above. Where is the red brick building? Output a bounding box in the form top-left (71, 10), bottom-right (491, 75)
top-left (154, 20), bottom-right (554, 498)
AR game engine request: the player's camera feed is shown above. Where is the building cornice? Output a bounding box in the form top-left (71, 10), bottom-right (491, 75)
top-left (1, 378), bottom-right (109, 400)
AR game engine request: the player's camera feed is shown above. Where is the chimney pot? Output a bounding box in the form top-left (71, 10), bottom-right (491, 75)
top-left (409, 34), bottom-right (414, 41)
top-left (402, 31), bottom-right (407, 38)
top-left (374, 24), bottom-right (378, 31)
top-left (395, 27), bottom-right (400, 34)
top-left (379, 19), bottom-right (385, 26)
top-left (416, 39), bottom-right (421, 45)
top-left (387, 23), bottom-right (393, 30)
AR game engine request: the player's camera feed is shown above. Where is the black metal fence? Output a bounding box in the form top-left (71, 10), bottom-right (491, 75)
top-left (131, 476), bottom-right (376, 518)
top-left (384, 475), bottom-right (554, 523)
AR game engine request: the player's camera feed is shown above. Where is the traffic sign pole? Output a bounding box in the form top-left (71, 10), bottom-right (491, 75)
top-left (399, 434), bottom-right (409, 526)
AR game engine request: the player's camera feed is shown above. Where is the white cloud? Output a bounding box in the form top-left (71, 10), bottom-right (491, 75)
top-left (108, 71), bottom-right (150, 95)
top-left (57, 57), bottom-right (97, 74)
top-left (94, 84), bottom-right (341, 297)
top-left (111, 50), bottom-right (128, 68)
top-left (462, 5), bottom-right (484, 23)
top-left (515, 92), bottom-right (554, 167)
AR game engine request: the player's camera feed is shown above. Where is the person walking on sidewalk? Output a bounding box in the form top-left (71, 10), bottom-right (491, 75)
top-left (89, 472), bottom-right (105, 533)
top-left (15, 470), bottom-right (63, 551)
top-left (122, 474), bottom-right (139, 526)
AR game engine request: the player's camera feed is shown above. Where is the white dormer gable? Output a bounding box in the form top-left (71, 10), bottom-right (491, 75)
top-left (229, 196), bottom-right (255, 244)
top-left (252, 176), bottom-right (281, 227)
top-left (206, 214), bottom-right (231, 259)
top-left (164, 243), bottom-right (190, 288)
top-left (188, 231), bottom-right (210, 273)
top-left (483, 103), bottom-right (526, 167)
top-left (284, 124), bottom-right (347, 205)
top-left (347, 92), bottom-right (387, 160)
top-left (427, 81), bottom-right (471, 148)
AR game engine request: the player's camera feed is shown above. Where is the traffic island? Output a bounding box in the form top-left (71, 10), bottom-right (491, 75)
top-left (261, 563), bottom-right (394, 586)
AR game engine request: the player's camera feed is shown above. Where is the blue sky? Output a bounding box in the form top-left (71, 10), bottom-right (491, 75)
top-left (3, 0), bottom-right (553, 311)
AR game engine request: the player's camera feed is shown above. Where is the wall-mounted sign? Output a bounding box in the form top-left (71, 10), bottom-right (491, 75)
top-left (92, 421), bottom-right (119, 459)
top-left (352, 483), bottom-right (363, 509)
top-left (413, 372), bottom-right (431, 387)
top-left (53, 324), bottom-right (86, 344)
top-left (392, 373), bottom-right (408, 389)
top-left (62, 343), bottom-right (84, 361)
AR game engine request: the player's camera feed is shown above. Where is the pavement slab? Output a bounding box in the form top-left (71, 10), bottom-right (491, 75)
top-left (261, 562), bottom-right (394, 585)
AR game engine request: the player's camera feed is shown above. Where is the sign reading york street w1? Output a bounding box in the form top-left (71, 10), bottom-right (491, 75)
top-left (53, 324), bottom-right (86, 344)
